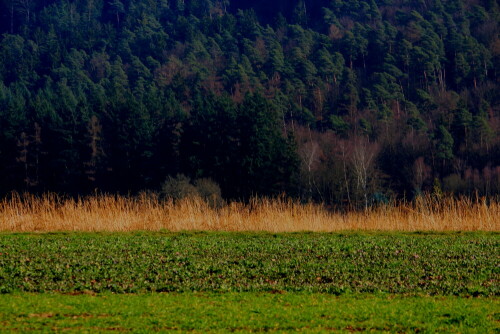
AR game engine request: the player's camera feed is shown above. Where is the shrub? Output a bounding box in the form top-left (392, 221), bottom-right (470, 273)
top-left (195, 178), bottom-right (224, 208)
top-left (161, 174), bottom-right (197, 200)
top-left (443, 174), bottom-right (467, 194)
top-left (161, 175), bottom-right (224, 207)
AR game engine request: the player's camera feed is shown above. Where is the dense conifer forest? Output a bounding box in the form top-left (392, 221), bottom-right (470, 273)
top-left (0, 0), bottom-right (499, 205)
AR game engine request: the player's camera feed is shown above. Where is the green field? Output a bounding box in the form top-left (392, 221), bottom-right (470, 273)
top-left (1, 293), bottom-right (498, 332)
top-left (0, 232), bottom-right (498, 332)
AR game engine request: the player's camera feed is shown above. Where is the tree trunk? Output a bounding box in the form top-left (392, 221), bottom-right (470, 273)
top-left (10, 3), bottom-right (14, 33)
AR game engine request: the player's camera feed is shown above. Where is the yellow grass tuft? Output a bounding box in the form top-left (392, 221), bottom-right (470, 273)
top-left (0, 193), bottom-right (498, 232)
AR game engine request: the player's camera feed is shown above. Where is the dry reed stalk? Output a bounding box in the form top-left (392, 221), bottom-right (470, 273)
top-left (0, 193), bottom-right (498, 232)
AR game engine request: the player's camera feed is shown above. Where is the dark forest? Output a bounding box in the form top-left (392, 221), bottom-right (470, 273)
top-left (0, 0), bottom-right (499, 206)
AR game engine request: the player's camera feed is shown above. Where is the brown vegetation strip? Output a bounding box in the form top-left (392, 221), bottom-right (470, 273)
top-left (0, 193), bottom-right (498, 232)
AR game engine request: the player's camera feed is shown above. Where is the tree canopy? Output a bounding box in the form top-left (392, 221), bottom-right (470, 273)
top-left (0, 0), bottom-right (499, 204)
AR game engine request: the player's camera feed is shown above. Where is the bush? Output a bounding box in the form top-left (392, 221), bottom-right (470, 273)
top-left (443, 174), bottom-right (467, 194)
top-left (195, 178), bottom-right (224, 208)
top-left (161, 175), bottom-right (224, 207)
top-left (161, 174), bottom-right (197, 200)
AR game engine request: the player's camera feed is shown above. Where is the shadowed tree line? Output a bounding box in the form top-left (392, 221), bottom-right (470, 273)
top-left (0, 0), bottom-right (499, 206)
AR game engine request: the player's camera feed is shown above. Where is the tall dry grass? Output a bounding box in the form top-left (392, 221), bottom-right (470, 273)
top-left (0, 192), bottom-right (498, 232)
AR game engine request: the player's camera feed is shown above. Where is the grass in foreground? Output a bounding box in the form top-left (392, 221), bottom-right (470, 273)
top-left (0, 232), bottom-right (498, 295)
top-left (1, 293), bottom-right (498, 333)
top-left (1, 193), bottom-right (499, 232)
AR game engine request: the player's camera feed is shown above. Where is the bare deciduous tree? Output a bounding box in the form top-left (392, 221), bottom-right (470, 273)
top-left (339, 140), bottom-right (351, 204)
top-left (350, 137), bottom-right (379, 209)
top-left (412, 156), bottom-right (431, 194)
top-left (297, 127), bottom-right (322, 201)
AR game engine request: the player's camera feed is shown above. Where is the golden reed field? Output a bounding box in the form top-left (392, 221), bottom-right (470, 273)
top-left (0, 193), bottom-right (498, 232)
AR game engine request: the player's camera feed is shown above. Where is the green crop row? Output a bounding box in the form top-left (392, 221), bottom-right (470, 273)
top-left (0, 232), bottom-right (498, 295)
